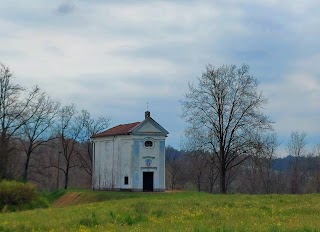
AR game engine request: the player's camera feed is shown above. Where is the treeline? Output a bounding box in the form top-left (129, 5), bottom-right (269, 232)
top-left (0, 63), bottom-right (110, 190)
top-left (166, 133), bottom-right (320, 194)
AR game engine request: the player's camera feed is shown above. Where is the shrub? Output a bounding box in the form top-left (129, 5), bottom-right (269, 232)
top-left (0, 180), bottom-right (48, 212)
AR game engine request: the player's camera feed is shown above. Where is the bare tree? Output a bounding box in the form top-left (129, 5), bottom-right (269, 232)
top-left (203, 155), bottom-right (219, 193)
top-left (0, 63), bottom-right (40, 179)
top-left (249, 132), bottom-right (279, 193)
top-left (17, 91), bottom-right (60, 181)
top-left (181, 64), bottom-right (272, 193)
top-left (187, 151), bottom-right (208, 192)
top-left (312, 145), bottom-right (320, 192)
top-left (24, 143), bottom-right (56, 189)
top-left (76, 110), bottom-right (110, 177)
top-left (165, 146), bottom-right (185, 190)
top-left (287, 131), bottom-right (306, 194)
top-left (242, 155), bottom-right (260, 194)
top-left (183, 127), bottom-right (220, 193)
top-left (52, 105), bottom-right (84, 189)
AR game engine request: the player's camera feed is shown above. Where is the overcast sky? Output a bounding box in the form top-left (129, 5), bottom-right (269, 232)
top-left (1, 1), bottom-right (320, 155)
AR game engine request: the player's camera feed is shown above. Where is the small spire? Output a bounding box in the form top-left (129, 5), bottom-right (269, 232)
top-left (146, 101), bottom-right (149, 111)
top-left (145, 111), bottom-right (150, 119)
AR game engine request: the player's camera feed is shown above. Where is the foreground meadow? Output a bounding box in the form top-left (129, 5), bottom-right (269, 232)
top-left (1, 191), bottom-right (320, 231)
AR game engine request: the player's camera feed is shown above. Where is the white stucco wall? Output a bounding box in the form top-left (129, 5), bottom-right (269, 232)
top-left (132, 136), bottom-right (166, 191)
top-left (92, 134), bottom-right (166, 191)
top-left (92, 137), bottom-right (116, 189)
top-left (92, 116), bottom-right (168, 191)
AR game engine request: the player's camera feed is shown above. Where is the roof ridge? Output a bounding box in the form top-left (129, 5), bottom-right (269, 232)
top-left (119, 122), bottom-right (140, 126)
top-left (92, 121), bottom-right (141, 138)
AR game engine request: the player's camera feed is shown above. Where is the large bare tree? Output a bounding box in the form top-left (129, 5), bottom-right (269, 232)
top-left (0, 63), bottom-right (40, 179)
top-left (17, 91), bottom-right (60, 181)
top-left (181, 64), bottom-right (272, 193)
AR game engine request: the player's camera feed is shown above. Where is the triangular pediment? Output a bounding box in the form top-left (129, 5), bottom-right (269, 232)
top-left (130, 117), bottom-right (169, 136)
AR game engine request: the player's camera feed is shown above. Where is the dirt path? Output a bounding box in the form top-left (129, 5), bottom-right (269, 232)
top-left (53, 192), bottom-right (83, 207)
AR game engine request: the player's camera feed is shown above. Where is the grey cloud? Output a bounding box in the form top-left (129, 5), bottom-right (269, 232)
top-left (2, 0), bottom-right (320, 149)
top-left (112, 42), bottom-right (193, 64)
top-left (56, 3), bottom-right (75, 15)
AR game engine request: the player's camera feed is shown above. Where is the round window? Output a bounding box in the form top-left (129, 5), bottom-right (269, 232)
top-left (144, 140), bottom-right (153, 147)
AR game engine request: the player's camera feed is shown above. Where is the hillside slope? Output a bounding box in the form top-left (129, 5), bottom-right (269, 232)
top-left (1, 191), bottom-right (320, 231)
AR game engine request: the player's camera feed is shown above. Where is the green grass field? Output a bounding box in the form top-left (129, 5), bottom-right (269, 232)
top-left (1, 190), bottom-right (320, 231)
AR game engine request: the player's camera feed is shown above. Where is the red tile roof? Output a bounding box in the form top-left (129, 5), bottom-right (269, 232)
top-left (92, 122), bottom-right (141, 138)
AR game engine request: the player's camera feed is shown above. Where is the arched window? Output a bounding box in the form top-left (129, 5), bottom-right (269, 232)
top-left (144, 140), bottom-right (153, 147)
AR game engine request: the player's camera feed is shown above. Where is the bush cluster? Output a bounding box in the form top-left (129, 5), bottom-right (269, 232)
top-left (0, 180), bottom-right (48, 212)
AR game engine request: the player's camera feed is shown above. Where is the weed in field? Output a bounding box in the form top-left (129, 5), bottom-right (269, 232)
top-left (0, 205), bottom-right (8, 213)
top-left (109, 210), bottom-right (116, 222)
top-left (108, 207), bottom-right (146, 226)
top-left (225, 202), bottom-right (235, 208)
top-left (301, 226), bottom-right (319, 232)
top-left (116, 201), bottom-right (149, 226)
top-left (151, 209), bottom-right (164, 218)
top-left (122, 212), bottom-right (144, 225)
top-left (260, 205), bottom-right (272, 215)
top-left (79, 212), bottom-right (99, 227)
top-left (0, 225), bottom-right (14, 232)
top-left (193, 224), bottom-right (211, 232)
top-left (214, 226), bottom-right (235, 232)
top-left (269, 225), bottom-right (281, 232)
top-left (132, 201), bottom-right (149, 214)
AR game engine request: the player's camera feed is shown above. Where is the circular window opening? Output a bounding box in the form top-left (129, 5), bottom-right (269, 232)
top-left (144, 140), bottom-right (153, 147)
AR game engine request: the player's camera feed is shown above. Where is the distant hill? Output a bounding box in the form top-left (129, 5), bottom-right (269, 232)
top-left (273, 155), bottom-right (319, 171)
top-left (272, 155), bottom-right (294, 171)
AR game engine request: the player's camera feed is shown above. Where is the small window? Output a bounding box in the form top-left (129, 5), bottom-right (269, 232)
top-left (144, 140), bottom-right (153, 147)
top-left (124, 176), bottom-right (128, 185)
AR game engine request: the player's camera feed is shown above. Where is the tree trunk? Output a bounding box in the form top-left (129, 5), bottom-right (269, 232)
top-left (23, 145), bottom-right (33, 182)
top-left (220, 155), bottom-right (227, 194)
top-left (64, 162), bottom-right (69, 189)
top-left (0, 131), bottom-right (9, 179)
top-left (220, 167), bottom-right (226, 194)
top-left (219, 148), bottom-right (227, 194)
top-left (64, 172), bottom-right (69, 189)
top-left (291, 157), bottom-right (299, 194)
top-left (23, 152), bottom-right (31, 182)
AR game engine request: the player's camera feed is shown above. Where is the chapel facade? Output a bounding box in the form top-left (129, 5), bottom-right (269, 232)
top-left (91, 111), bottom-right (168, 191)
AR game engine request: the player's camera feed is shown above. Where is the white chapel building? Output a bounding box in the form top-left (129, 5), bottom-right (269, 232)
top-left (91, 111), bottom-right (169, 191)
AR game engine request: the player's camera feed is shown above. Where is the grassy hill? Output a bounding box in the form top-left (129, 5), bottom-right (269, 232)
top-left (1, 190), bottom-right (320, 231)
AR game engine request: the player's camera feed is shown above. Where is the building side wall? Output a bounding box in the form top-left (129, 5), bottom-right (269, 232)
top-left (119, 139), bottom-right (133, 189)
top-left (133, 139), bottom-right (140, 190)
top-left (92, 137), bottom-right (115, 190)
